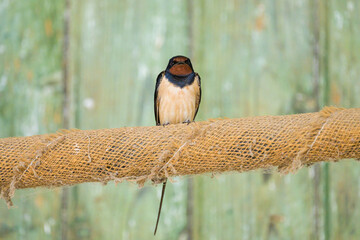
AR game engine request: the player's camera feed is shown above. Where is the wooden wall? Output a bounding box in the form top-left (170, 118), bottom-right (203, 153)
top-left (0, 0), bottom-right (359, 239)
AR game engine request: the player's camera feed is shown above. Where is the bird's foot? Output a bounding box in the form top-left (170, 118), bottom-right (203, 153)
top-left (183, 120), bottom-right (192, 125)
top-left (162, 122), bottom-right (170, 127)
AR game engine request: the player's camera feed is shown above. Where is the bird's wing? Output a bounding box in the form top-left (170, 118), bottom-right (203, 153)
top-left (193, 73), bottom-right (201, 120)
top-left (154, 71), bottom-right (164, 126)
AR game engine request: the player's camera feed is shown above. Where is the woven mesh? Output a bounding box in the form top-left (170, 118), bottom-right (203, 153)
top-left (1, 106), bottom-right (359, 206)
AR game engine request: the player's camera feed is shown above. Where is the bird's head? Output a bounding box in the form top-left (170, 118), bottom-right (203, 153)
top-left (166, 56), bottom-right (194, 77)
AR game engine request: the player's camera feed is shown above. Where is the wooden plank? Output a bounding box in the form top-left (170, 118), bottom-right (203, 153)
top-left (67, 0), bottom-right (190, 238)
top-left (0, 0), bottom-right (64, 239)
top-left (0, 0), bottom-right (359, 239)
top-left (326, 0), bottom-right (360, 239)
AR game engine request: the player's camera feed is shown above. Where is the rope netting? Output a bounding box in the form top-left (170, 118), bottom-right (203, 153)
top-left (1, 106), bottom-right (359, 206)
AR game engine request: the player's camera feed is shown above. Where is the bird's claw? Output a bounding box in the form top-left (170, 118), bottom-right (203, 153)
top-left (183, 120), bottom-right (192, 125)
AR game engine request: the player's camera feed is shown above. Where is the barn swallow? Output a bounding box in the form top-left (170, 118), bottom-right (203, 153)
top-left (153, 55), bottom-right (201, 235)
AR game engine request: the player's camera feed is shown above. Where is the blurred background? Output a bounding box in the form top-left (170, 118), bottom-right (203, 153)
top-left (0, 0), bottom-right (360, 239)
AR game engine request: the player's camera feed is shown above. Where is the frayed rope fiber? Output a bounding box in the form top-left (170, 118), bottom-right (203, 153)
top-left (1, 106), bottom-right (360, 206)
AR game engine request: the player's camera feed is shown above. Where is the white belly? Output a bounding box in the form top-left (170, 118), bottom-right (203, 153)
top-left (158, 79), bottom-right (198, 125)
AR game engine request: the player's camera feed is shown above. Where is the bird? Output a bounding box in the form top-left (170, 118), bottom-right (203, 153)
top-left (153, 55), bottom-right (201, 235)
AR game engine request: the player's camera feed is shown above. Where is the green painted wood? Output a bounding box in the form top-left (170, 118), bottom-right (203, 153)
top-left (326, 0), bottom-right (360, 239)
top-left (0, 0), bottom-right (65, 239)
top-left (192, 1), bottom-right (314, 239)
top-left (0, 0), bottom-right (359, 239)
top-left (66, 1), bottom-right (190, 239)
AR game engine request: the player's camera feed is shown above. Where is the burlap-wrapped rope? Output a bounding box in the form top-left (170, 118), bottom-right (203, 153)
top-left (1, 106), bottom-right (359, 206)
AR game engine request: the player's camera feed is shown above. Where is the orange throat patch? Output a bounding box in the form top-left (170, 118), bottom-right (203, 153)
top-left (169, 64), bottom-right (193, 76)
